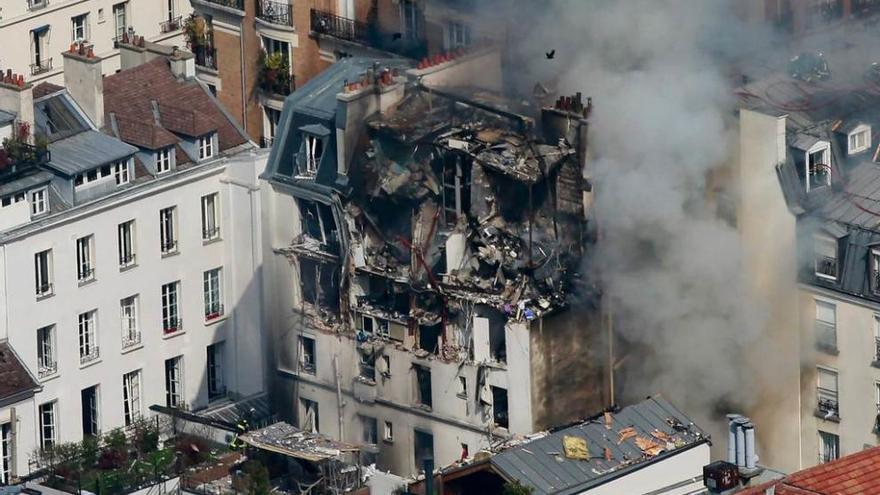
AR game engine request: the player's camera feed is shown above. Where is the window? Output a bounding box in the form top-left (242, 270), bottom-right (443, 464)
top-left (874, 315), bottom-right (880, 363)
top-left (359, 352), bottom-right (376, 381)
top-left (458, 376), bottom-right (467, 397)
top-left (300, 398), bottom-right (319, 433)
top-left (818, 431), bottom-right (839, 463)
top-left (414, 430), bottom-right (434, 473)
top-left (361, 416), bottom-right (378, 445)
top-left (28, 0), bottom-right (49, 11)
top-left (875, 382), bottom-right (880, 429)
top-left (160, 206), bottom-right (177, 254)
top-left (120, 295), bottom-right (139, 348)
top-left (299, 200), bottom-right (339, 251)
top-left (815, 300), bottom-right (837, 351)
top-left (31, 24), bottom-right (50, 75)
top-left (30, 188), bottom-right (47, 216)
top-left (166, 0), bottom-right (176, 20)
top-left (491, 386), bottom-right (509, 429)
top-left (78, 310), bottom-right (99, 364)
top-left (299, 336), bottom-right (316, 374)
top-left (384, 421), bottom-right (393, 442)
top-left (34, 249), bottom-right (52, 297)
top-left (81, 385), bottom-right (99, 437)
top-left (414, 365), bottom-right (432, 408)
top-left (165, 356), bottom-right (183, 407)
top-left (113, 3), bottom-right (127, 40)
top-left (76, 235), bottom-right (95, 282)
top-left (807, 143), bottom-right (831, 191)
top-left (156, 148), bottom-right (172, 173)
top-left (446, 21), bottom-right (470, 50)
top-left (814, 236), bottom-right (837, 279)
top-left (489, 318), bottom-right (507, 363)
top-left (39, 402), bottom-right (56, 449)
top-left (817, 367), bottom-right (839, 419)
top-left (204, 268), bottom-right (223, 320)
top-left (207, 342), bottom-right (226, 400)
top-left (72, 13), bottom-right (89, 42)
top-left (118, 220), bottom-right (136, 267)
top-left (380, 355), bottom-right (391, 378)
top-left (122, 370), bottom-right (141, 426)
top-left (201, 193), bottom-right (220, 241)
top-left (37, 325), bottom-right (56, 378)
top-left (199, 134), bottom-right (214, 160)
top-left (442, 156), bottom-right (471, 225)
top-left (0, 423), bottom-right (11, 484)
top-left (161, 282), bottom-right (181, 333)
top-left (263, 107), bottom-right (281, 147)
top-left (849, 125), bottom-right (871, 154)
top-left (400, 0), bottom-right (419, 40)
top-left (114, 159), bottom-right (130, 186)
top-left (304, 135), bottom-right (322, 175)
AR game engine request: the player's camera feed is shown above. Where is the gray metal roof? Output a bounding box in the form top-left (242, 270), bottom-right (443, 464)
top-left (47, 130), bottom-right (137, 176)
top-left (0, 110), bottom-right (14, 125)
top-left (490, 397), bottom-right (708, 495)
top-left (0, 170), bottom-right (54, 198)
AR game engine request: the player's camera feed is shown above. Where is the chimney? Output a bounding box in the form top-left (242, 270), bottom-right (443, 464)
top-left (168, 46), bottom-right (195, 80)
top-left (62, 43), bottom-right (104, 128)
top-left (726, 414), bottom-right (741, 464)
top-left (0, 71), bottom-right (34, 138)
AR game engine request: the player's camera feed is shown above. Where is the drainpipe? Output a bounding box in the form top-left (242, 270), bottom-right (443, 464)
top-left (239, 14), bottom-right (247, 135)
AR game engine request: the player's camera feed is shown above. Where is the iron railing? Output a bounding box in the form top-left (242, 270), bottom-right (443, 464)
top-left (80, 346), bottom-right (100, 365)
top-left (200, 0), bottom-right (244, 10)
top-left (194, 46), bottom-right (217, 70)
top-left (35, 282), bottom-right (53, 297)
top-left (260, 136), bottom-right (274, 148)
top-left (0, 142), bottom-right (51, 172)
top-left (311, 8), bottom-right (369, 44)
top-left (257, 0), bottom-right (293, 26)
top-left (163, 318), bottom-right (183, 334)
top-left (119, 252), bottom-right (136, 267)
top-left (30, 58), bottom-right (52, 75)
top-left (875, 336), bottom-right (880, 362)
top-left (38, 360), bottom-right (57, 378)
top-left (160, 16), bottom-right (183, 33)
top-left (815, 255), bottom-right (838, 278)
top-left (817, 388), bottom-right (839, 418)
top-left (202, 226), bottom-right (220, 240)
top-left (205, 303), bottom-right (224, 321)
top-left (161, 239), bottom-right (178, 254)
top-left (300, 359), bottom-right (316, 374)
top-left (77, 266), bottom-right (95, 282)
top-left (122, 328), bottom-right (141, 348)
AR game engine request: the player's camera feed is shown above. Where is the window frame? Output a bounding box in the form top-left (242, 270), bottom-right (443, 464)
top-left (113, 159), bottom-right (130, 186)
top-left (813, 235), bottom-right (838, 280)
top-left (37, 325), bottom-right (56, 378)
top-left (122, 370), bottom-right (141, 426)
top-left (39, 401), bottom-right (56, 450)
top-left (165, 356), bottom-right (183, 408)
top-left (207, 342), bottom-right (226, 400)
top-left (816, 365), bottom-right (839, 419)
top-left (30, 187), bottom-right (48, 216)
top-left (76, 235), bottom-right (95, 282)
top-left (159, 206), bottom-right (178, 254)
top-left (161, 281), bottom-right (181, 333)
top-left (198, 134), bottom-right (214, 160)
top-left (818, 430), bottom-right (839, 463)
top-left (72, 13), bottom-right (89, 42)
top-left (78, 310), bottom-right (99, 364)
top-left (112, 2), bottom-right (127, 40)
top-left (117, 220), bottom-right (136, 268)
top-left (156, 148), bottom-right (172, 174)
top-left (34, 249), bottom-right (53, 297)
top-left (203, 268), bottom-right (223, 320)
top-left (120, 295), bottom-right (140, 348)
top-left (848, 124), bottom-right (871, 155)
top-left (201, 193), bottom-right (220, 241)
top-left (806, 142), bottom-right (832, 192)
top-left (0, 423), bottom-right (11, 484)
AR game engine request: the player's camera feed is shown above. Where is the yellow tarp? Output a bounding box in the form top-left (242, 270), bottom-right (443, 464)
top-left (562, 435), bottom-right (589, 460)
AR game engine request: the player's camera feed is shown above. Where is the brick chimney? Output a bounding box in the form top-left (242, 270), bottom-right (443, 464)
top-left (62, 42), bottom-right (104, 128)
top-left (0, 70), bottom-right (34, 138)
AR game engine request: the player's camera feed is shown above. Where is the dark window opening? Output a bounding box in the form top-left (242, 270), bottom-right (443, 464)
top-left (414, 430), bottom-right (434, 473)
top-left (491, 386), bottom-right (509, 429)
top-left (301, 398), bottom-right (319, 433)
top-left (441, 154), bottom-right (471, 226)
top-left (81, 386), bottom-right (99, 437)
top-left (299, 336), bottom-right (316, 373)
top-left (414, 365), bottom-right (432, 408)
top-left (299, 259), bottom-right (340, 313)
top-left (419, 323), bottom-right (442, 354)
top-left (359, 352), bottom-right (376, 381)
top-left (298, 199), bottom-right (339, 254)
top-left (488, 315), bottom-right (507, 364)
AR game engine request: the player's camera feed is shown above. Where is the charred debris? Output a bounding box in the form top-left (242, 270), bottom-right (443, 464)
top-left (285, 68), bottom-right (593, 365)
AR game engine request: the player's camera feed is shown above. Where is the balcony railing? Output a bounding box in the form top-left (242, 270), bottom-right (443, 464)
top-left (202, 226), bottom-right (220, 241)
top-left (201, 0), bottom-right (244, 10)
top-left (77, 266), bottom-right (95, 283)
top-left (30, 58), bottom-right (53, 76)
top-left (205, 304), bottom-right (225, 321)
top-left (163, 318), bottom-right (183, 334)
top-left (160, 16), bottom-right (183, 33)
top-left (122, 329), bottom-right (141, 348)
top-left (0, 142), bottom-right (51, 174)
top-left (311, 9), bottom-right (369, 44)
top-left (257, 0), bottom-right (293, 26)
top-left (38, 360), bottom-right (57, 378)
top-left (815, 255), bottom-right (838, 278)
top-left (310, 8), bottom-right (428, 59)
top-left (161, 239), bottom-right (178, 254)
top-left (815, 320), bottom-right (837, 352)
top-left (119, 253), bottom-right (136, 268)
top-left (300, 359), bottom-right (316, 374)
top-left (359, 362), bottom-right (376, 381)
top-left (817, 390), bottom-right (839, 419)
top-left (35, 282), bottom-right (53, 297)
top-left (194, 46), bottom-right (217, 70)
top-left (80, 346), bottom-right (100, 365)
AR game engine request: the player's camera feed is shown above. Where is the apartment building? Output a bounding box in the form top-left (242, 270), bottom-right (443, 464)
top-left (0, 0), bottom-right (192, 84)
top-left (0, 43), bottom-right (266, 482)
top-left (186, 0), bottom-right (503, 149)
top-left (261, 50), bottom-right (602, 477)
top-left (734, 0), bottom-right (880, 35)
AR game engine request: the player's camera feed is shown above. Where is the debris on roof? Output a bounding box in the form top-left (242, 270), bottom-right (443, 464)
top-left (239, 422), bottom-right (360, 463)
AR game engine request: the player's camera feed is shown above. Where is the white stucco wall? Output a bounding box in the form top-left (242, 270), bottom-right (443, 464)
top-left (584, 443), bottom-right (710, 495)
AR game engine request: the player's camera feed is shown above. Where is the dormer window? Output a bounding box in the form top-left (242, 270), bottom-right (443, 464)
top-left (30, 188), bottom-right (48, 216)
top-left (305, 135), bottom-right (322, 175)
top-left (871, 249), bottom-right (880, 293)
top-left (814, 235), bottom-right (838, 280)
top-left (199, 134), bottom-right (215, 161)
top-left (849, 124), bottom-right (871, 155)
top-left (156, 147), bottom-right (173, 173)
top-left (114, 159), bottom-right (130, 186)
top-left (807, 142), bottom-right (831, 192)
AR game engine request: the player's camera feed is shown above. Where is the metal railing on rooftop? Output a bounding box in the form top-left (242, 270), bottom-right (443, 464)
top-left (0, 142), bottom-right (51, 173)
top-left (311, 8), bottom-right (369, 44)
top-left (160, 16), bottom-right (183, 33)
top-left (257, 0), bottom-right (293, 26)
top-left (30, 58), bottom-right (52, 75)
top-left (201, 0), bottom-right (244, 10)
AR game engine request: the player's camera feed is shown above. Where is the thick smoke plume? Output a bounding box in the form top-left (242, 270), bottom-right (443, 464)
top-left (506, 0), bottom-right (777, 444)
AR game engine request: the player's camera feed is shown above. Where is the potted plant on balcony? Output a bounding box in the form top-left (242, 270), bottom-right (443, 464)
top-left (258, 52), bottom-right (292, 96)
top-left (184, 13), bottom-right (207, 49)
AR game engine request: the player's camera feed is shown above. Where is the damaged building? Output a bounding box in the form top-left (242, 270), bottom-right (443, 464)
top-left (260, 48), bottom-right (603, 475)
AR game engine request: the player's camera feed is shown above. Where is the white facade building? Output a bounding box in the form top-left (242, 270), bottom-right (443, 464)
top-left (0, 0), bottom-right (191, 84)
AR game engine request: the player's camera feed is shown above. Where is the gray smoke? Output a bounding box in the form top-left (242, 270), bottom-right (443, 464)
top-left (505, 0), bottom-right (775, 444)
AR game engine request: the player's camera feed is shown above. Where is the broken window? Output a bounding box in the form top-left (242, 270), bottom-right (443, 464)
top-left (806, 144), bottom-right (831, 191)
top-left (300, 398), bottom-right (319, 433)
top-left (300, 134), bottom-right (323, 176)
top-left (419, 323), bottom-right (442, 354)
top-left (442, 154), bottom-right (471, 226)
top-left (359, 352), bottom-right (376, 381)
top-left (299, 336), bottom-right (316, 374)
top-left (299, 259), bottom-right (340, 312)
top-left (491, 386), bottom-right (509, 429)
top-left (489, 316), bottom-right (507, 364)
top-left (414, 365), bottom-right (432, 408)
top-left (361, 416), bottom-right (378, 445)
top-left (813, 236), bottom-right (837, 279)
top-left (413, 430), bottom-right (434, 473)
top-left (298, 199), bottom-right (339, 253)
top-left (817, 367), bottom-right (839, 419)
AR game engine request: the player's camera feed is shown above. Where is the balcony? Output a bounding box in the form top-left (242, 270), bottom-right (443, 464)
top-left (814, 320), bottom-right (838, 354)
top-left (257, 0), bottom-right (293, 26)
top-left (0, 141), bottom-right (51, 173)
top-left (258, 53), bottom-right (294, 97)
top-left (122, 329), bottom-right (141, 349)
top-left (200, 0), bottom-right (244, 10)
top-left (205, 304), bottom-right (225, 321)
top-left (160, 16), bottom-right (183, 33)
top-left (38, 360), bottom-right (57, 378)
top-left (163, 318), bottom-right (183, 335)
top-left (816, 391), bottom-right (840, 421)
top-left (194, 46), bottom-right (217, 70)
top-left (310, 8), bottom-right (428, 59)
top-left (30, 58), bottom-right (52, 76)
top-left (815, 255), bottom-right (838, 279)
top-left (300, 359), bottom-right (316, 374)
top-left (80, 347), bottom-right (100, 365)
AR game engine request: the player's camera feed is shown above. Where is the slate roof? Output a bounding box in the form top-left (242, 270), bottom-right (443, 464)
top-left (738, 446), bottom-right (880, 495)
top-left (0, 342), bottom-right (39, 402)
top-left (489, 397), bottom-right (708, 495)
top-left (0, 110), bottom-right (13, 125)
top-left (102, 57), bottom-right (247, 153)
top-left (32, 82), bottom-right (64, 99)
top-left (110, 113), bottom-right (178, 150)
top-left (48, 130), bottom-right (138, 176)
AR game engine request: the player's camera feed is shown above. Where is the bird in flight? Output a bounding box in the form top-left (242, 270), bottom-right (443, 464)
top-left (546, 49), bottom-right (555, 60)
